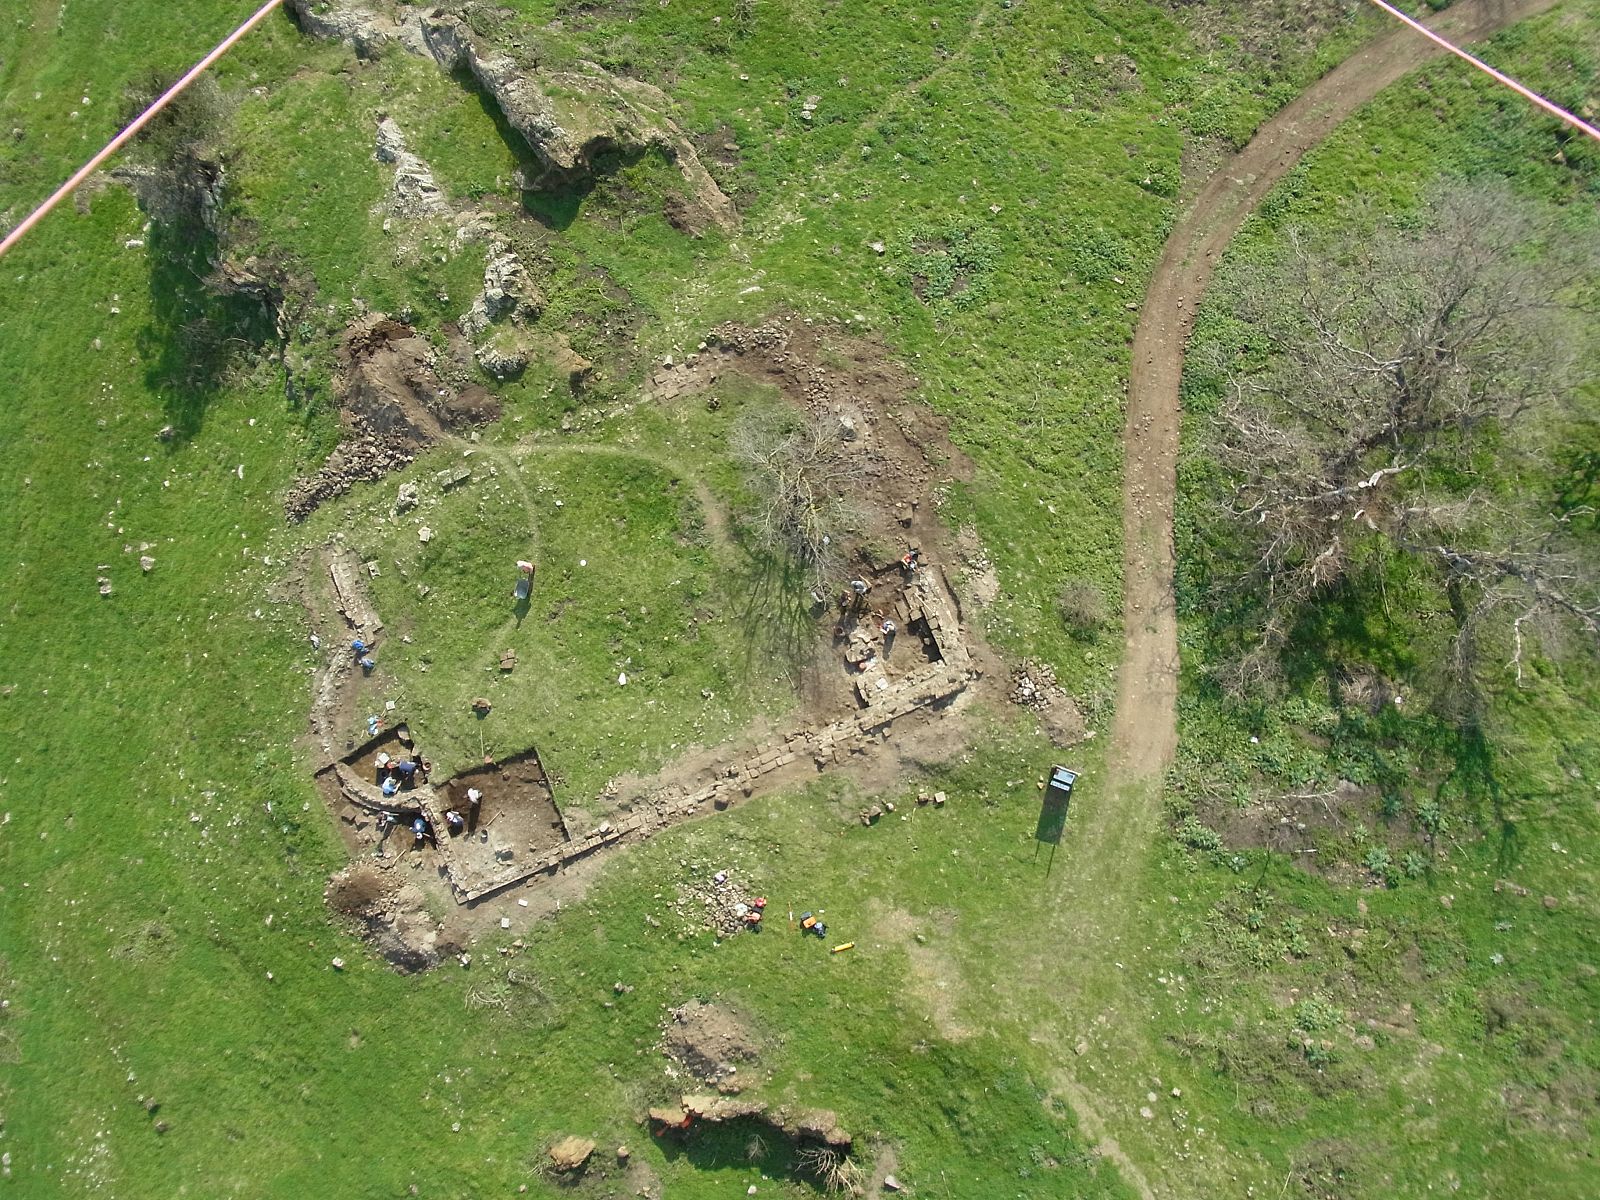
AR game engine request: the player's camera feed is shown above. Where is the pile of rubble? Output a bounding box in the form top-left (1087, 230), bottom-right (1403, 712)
top-left (374, 116), bottom-right (447, 217)
top-left (283, 315), bottom-right (498, 522)
top-left (286, 432), bottom-right (419, 520)
top-left (1009, 658), bottom-right (1060, 709)
top-left (661, 867), bottom-right (765, 939)
top-left (1008, 658), bottom-right (1090, 746)
top-left (710, 321), bottom-right (840, 411)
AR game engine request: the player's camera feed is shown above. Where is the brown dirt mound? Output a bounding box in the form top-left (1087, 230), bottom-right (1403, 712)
top-left (327, 862), bottom-right (391, 914)
top-left (648, 316), bottom-right (973, 562)
top-left (286, 315), bottom-right (499, 520)
top-left (662, 1000), bottom-right (760, 1086)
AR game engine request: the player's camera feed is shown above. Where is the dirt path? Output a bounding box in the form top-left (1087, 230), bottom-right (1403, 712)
top-left (509, 440), bottom-right (736, 554)
top-left (1047, 2), bottom-right (1566, 1193)
top-left (752, 0), bottom-right (997, 241)
top-left (1109, 0), bottom-right (1562, 790)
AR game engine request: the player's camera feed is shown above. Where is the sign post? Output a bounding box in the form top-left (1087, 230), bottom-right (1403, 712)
top-left (1033, 766), bottom-right (1078, 876)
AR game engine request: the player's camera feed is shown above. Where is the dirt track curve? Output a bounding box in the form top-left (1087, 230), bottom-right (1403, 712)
top-left (1109, 0), bottom-right (1563, 786)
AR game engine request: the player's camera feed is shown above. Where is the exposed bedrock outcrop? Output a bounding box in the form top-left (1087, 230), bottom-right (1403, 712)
top-left (286, 1), bottom-right (738, 235)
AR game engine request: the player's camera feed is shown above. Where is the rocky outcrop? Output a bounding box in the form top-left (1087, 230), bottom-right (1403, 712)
top-left (287, 1), bottom-right (738, 236)
top-left (547, 1135), bottom-right (596, 1172)
top-left (374, 116), bottom-right (447, 216)
top-left (458, 246), bottom-right (545, 378)
top-left (420, 13), bottom-right (737, 234)
top-left (649, 1094), bottom-right (852, 1150)
top-left (472, 325), bottom-right (534, 380)
top-left (284, 0), bottom-right (426, 57)
top-left (460, 248), bottom-right (541, 337)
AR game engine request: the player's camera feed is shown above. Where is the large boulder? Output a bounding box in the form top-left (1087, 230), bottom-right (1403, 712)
top-left (288, 2), bottom-right (738, 235)
top-left (284, 0), bottom-right (426, 57)
top-left (548, 1135), bottom-right (596, 1172)
top-left (460, 248), bottom-right (543, 340)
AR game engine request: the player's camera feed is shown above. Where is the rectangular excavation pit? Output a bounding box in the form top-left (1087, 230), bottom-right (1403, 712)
top-left (429, 748), bottom-right (570, 902)
top-left (316, 731), bottom-right (569, 903)
top-left (341, 726), bottom-right (423, 785)
top-left (904, 612), bottom-right (945, 664)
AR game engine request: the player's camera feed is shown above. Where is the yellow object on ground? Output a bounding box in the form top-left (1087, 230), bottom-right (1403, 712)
top-left (831, 942), bottom-right (855, 953)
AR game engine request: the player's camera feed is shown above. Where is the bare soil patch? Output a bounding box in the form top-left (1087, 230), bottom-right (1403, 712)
top-left (285, 315), bottom-right (499, 520)
top-left (869, 903), bottom-right (974, 1041)
top-left (326, 863), bottom-right (456, 973)
top-left (952, 524), bottom-right (1001, 610)
top-left (649, 316), bottom-right (974, 565)
top-left (661, 1000), bottom-right (761, 1088)
top-left (648, 315), bottom-right (1007, 716)
top-left (442, 748), bottom-right (571, 869)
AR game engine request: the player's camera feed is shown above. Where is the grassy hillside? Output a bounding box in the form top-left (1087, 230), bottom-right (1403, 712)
top-left (1, 1), bottom-right (1596, 1198)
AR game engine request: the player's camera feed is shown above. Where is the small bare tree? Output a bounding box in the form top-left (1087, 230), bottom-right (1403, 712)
top-left (1198, 183), bottom-right (1599, 698)
top-left (730, 408), bottom-right (857, 585)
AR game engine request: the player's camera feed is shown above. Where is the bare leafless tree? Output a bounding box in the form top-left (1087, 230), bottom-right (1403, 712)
top-left (1198, 183), bottom-right (1599, 699)
top-left (730, 408), bottom-right (857, 585)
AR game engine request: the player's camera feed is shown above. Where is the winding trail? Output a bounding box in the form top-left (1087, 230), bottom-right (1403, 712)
top-left (1039, 2), bottom-right (1569, 1193)
top-left (1107, 0), bottom-right (1563, 793)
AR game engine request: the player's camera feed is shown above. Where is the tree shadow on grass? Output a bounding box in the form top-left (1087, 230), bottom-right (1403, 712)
top-left (1442, 723), bottom-right (1518, 873)
top-left (654, 1118), bottom-right (830, 1194)
top-left (730, 538), bottom-right (822, 687)
top-left (137, 219), bottom-right (278, 439)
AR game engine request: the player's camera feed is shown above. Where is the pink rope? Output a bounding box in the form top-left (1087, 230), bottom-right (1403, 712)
top-left (0, 0), bottom-right (285, 260)
top-left (1368, 0), bottom-right (1600, 144)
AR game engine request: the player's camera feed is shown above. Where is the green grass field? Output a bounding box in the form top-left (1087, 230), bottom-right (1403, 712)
top-left (2, 1), bottom-right (1597, 1196)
